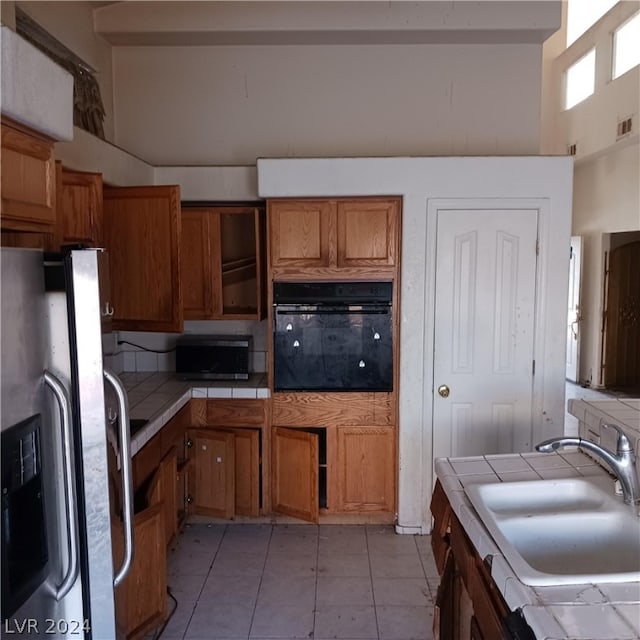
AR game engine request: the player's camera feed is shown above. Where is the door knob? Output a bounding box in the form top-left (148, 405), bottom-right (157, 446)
top-left (438, 384), bottom-right (450, 398)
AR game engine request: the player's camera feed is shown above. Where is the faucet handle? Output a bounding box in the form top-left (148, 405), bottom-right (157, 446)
top-left (602, 423), bottom-right (633, 453)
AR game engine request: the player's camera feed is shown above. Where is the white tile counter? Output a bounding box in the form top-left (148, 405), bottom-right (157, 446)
top-left (568, 396), bottom-right (640, 454)
top-left (118, 371), bottom-right (269, 456)
top-left (435, 450), bottom-right (640, 640)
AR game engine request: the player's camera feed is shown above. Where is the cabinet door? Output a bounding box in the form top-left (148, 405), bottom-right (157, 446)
top-left (434, 552), bottom-right (456, 640)
top-left (228, 428), bottom-right (261, 516)
top-left (181, 208), bottom-right (216, 319)
top-left (272, 427), bottom-right (319, 522)
top-left (112, 502), bottom-right (167, 640)
top-left (188, 429), bottom-right (235, 518)
top-left (218, 207), bottom-right (266, 319)
top-left (181, 207), bottom-right (266, 320)
top-left (336, 198), bottom-right (399, 268)
top-left (146, 447), bottom-right (179, 546)
top-left (335, 426), bottom-right (395, 512)
top-left (268, 200), bottom-right (333, 268)
top-left (103, 185), bottom-right (182, 332)
top-left (430, 480), bottom-right (452, 575)
top-left (1, 119), bottom-right (56, 231)
top-left (56, 164), bottom-right (103, 247)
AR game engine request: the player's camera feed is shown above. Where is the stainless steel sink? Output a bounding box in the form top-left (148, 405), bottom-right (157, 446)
top-left (466, 477), bottom-right (640, 586)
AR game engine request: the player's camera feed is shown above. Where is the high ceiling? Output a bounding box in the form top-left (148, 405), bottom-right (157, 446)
top-left (92, 1), bottom-right (562, 47)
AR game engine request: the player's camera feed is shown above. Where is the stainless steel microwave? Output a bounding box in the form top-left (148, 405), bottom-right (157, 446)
top-left (175, 335), bottom-right (251, 380)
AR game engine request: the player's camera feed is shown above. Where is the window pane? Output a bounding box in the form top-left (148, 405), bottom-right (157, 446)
top-left (565, 49), bottom-right (596, 109)
top-left (613, 12), bottom-right (640, 79)
top-left (567, 0), bottom-right (617, 46)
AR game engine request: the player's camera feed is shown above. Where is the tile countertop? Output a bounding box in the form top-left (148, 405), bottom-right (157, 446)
top-left (434, 451), bottom-right (640, 640)
top-left (568, 396), bottom-right (640, 453)
top-left (118, 371), bottom-right (269, 456)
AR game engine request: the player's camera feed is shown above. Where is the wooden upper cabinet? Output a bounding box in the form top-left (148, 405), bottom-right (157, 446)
top-left (1, 118), bottom-right (56, 232)
top-left (181, 205), bottom-right (266, 320)
top-left (55, 163), bottom-right (104, 248)
top-left (267, 197), bottom-right (400, 276)
top-left (103, 185), bottom-right (183, 332)
top-left (268, 200), bottom-right (333, 268)
top-left (337, 199), bottom-right (399, 268)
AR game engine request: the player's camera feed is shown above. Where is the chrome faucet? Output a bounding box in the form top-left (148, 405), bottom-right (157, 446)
top-left (535, 423), bottom-right (640, 505)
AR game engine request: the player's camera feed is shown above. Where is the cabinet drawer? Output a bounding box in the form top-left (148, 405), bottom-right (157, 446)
top-left (190, 398), bottom-right (265, 427)
top-left (272, 392), bottom-right (393, 427)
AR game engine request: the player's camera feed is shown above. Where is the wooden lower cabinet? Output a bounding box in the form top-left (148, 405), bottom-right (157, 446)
top-left (187, 426), bottom-right (262, 519)
top-left (430, 481), bottom-right (535, 640)
top-left (111, 411), bottom-right (189, 639)
top-left (272, 426), bottom-right (319, 522)
top-left (112, 502), bottom-right (166, 640)
top-left (335, 426), bottom-right (395, 512)
top-left (188, 429), bottom-right (236, 518)
top-left (147, 448), bottom-right (179, 546)
top-left (272, 423), bottom-right (395, 523)
top-left (186, 399), bottom-right (265, 519)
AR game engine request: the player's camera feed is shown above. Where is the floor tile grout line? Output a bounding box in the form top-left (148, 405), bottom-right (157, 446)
top-left (177, 523), bottom-right (228, 640)
top-left (366, 526), bottom-right (382, 640)
top-left (247, 524), bottom-right (274, 640)
top-left (413, 535), bottom-right (432, 604)
top-left (312, 524), bottom-right (320, 639)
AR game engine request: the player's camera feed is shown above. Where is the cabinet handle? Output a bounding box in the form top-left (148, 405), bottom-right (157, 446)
top-left (44, 371), bottom-right (79, 601)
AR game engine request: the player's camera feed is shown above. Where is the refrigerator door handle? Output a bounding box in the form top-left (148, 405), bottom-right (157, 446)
top-left (43, 370), bottom-right (79, 601)
top-left (104, 368), bottom-right (135, 587)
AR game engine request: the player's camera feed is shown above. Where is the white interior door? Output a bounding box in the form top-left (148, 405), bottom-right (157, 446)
top-left (566, 236), bottom-right (582, 383)
top-left (432, 208), bottom-right (538, 458)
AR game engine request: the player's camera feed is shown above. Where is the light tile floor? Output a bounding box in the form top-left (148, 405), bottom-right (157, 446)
top-left (151, 524), bottom-right (438, 640)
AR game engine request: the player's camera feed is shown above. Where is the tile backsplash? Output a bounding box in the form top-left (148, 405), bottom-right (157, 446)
top-left (103, 320), bottom-right (268, 374)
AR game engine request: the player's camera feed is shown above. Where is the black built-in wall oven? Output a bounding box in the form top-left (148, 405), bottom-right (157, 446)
top-left (273, 281), bottom-right (393, 391)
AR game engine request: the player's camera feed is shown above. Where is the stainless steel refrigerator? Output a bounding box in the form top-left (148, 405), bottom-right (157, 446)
top-left (1, 247), bottom-right (133, 639)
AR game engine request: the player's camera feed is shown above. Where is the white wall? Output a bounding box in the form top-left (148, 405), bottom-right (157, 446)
top-left (15, 0), bottom-right (115, 141)
top-left (542, 1), bottom-right (640, 387)
top-left (55, 126), bottom-right (155, 186)
top-left (111, 43), bottom-right (543, 165)
top-left (548, 1), bottom-right (639, 158)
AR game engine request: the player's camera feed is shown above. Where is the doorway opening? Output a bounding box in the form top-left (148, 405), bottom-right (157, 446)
top-left (601, 232), bottom-right (640, 395)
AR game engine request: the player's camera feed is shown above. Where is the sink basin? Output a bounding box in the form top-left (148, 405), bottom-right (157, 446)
top-left (466, 477), bottom-right (640, 586)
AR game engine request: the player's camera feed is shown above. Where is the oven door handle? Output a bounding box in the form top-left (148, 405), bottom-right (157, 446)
top-left (275, 308), bottom-right (390, 315)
